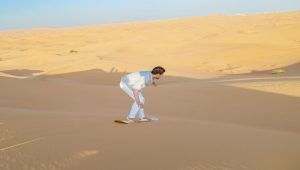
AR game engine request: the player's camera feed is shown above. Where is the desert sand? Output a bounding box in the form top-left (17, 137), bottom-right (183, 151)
top-left (0, 11), bottom-right (300, 170)
top-left (228, 80), bottom-right (300, 97)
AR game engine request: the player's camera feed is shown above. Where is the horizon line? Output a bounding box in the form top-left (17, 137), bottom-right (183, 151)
top-left (1, 9), bottom-right (299, 32)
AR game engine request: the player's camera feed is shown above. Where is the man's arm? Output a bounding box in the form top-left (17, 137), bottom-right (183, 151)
top-left (133, 89), bottom-right (144, 108)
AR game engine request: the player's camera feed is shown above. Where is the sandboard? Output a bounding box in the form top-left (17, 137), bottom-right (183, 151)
top-left (114, 119), bottom-right (135, 124)
top-left (114, 116), bottom-right (159, 124)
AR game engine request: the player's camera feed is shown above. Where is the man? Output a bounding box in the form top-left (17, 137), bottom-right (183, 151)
top-left (119, 66), bottom-right (166, 122)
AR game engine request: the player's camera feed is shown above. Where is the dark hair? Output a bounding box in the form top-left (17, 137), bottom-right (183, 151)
top-left (151, 66), bottom-right (166, 75)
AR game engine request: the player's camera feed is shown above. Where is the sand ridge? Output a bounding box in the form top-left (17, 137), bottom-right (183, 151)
top-left (1, 11), bottom-right (300, 79)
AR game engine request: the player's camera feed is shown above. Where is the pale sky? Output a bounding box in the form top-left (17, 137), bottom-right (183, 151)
top-left (1, 0), bottom-right (300, 30)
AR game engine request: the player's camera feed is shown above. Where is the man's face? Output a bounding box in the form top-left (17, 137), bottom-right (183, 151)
top-left (153, 74), bottom-right (162, 80)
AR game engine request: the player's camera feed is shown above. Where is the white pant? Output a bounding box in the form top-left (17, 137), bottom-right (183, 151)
top-left (120, 81), bottom-right (145, 119)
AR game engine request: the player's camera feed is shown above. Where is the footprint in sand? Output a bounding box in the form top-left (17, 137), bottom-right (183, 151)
top-left (41, 150), bottom-right (99, 170)
top-left (0, 148), bottom-right (99, 170)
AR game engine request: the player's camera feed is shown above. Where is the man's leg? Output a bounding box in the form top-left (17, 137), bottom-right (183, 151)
top-left (120, 81), bottom-right (140, 119)
top-left (137, 92), bottom-right (146, 119)
top-left (128, 92), bottom-right (147, 120)
top-left (128, 101), bottom-right (140, 119)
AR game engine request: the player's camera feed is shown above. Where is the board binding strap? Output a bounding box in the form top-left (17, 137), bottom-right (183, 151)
top-left (114, 116), bottom-right (159, 124)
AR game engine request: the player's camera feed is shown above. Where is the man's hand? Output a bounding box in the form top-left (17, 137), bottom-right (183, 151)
top-left (133, 89), bottom-right (144, 108)
top-left (136, 101), bottom-right (144, 108)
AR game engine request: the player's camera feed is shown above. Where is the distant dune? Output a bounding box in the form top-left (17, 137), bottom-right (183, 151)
top-left (0, 11), bottom-right (300, 79)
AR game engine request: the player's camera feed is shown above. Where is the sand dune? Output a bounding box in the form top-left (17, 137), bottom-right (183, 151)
top-left (228, 80), bottom-right (300, 97)
top-left (0, 70), bottom-right (300, 170)
top-left (1, 11), bottom-right (300, 170)
top-left (1, 11), bottom-right (300, 78)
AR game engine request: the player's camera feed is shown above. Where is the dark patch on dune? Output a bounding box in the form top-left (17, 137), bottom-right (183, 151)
top-left (1, 69), bottom-right (43, 77)
top-left (34, 68), bottom-right (196, 86)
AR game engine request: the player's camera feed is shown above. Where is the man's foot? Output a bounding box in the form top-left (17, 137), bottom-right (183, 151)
top-left (127, 117), bottom-right (141, 123)
top-left (139, 117), bottom-right (151, 122)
